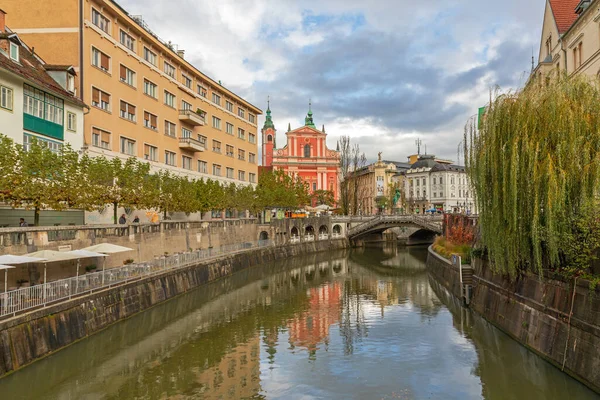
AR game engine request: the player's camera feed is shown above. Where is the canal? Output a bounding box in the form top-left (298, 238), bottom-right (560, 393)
top-left (0, 246), bottom-right (598, 399)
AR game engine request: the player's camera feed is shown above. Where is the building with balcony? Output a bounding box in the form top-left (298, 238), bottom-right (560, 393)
top-left (2, 0), bottom-right (261, 194)
top-left (261, 102), bottom-right (340, 203)
top-left (403, 155), bottom-right (476, 214)
top-left (0, 12), bottom-right (86, 153)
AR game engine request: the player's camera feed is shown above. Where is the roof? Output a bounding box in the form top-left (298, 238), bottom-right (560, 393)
top-left (410, 155), bottom-right (438, 169)
top-left (0, 30), bottom-right (86, 108)
top-left (431, 163), bottom-right (466, 173)
top-left (383, 160), bottom-right (411, 170)
top-left (549, 0), bottom-right (580, 33)
top-left (44, 65), bottom-right (76, 74)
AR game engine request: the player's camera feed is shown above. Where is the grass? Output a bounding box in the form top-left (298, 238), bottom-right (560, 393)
top-left (432, 236), bottom-right (472, 264)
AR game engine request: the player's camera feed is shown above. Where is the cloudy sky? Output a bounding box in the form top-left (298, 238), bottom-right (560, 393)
top-left (119, 0), bottom-right (545, 163)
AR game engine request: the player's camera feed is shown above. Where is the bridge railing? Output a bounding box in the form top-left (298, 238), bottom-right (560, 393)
top-left (347, 215), bottom-right (443, 238)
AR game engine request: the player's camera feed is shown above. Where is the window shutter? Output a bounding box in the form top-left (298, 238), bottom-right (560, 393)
top-left (151, 114), bottom-right (157, 127)
top-left (144, 111), bottom-right (150, 121)
top-left (120, 100), bottom-right (127, 112)
top-left (101, 131), bottom-right (110, 143)
top-left (100, 91), bottom-right (109, 103)
top-left (92, 88), bottom-right (100, 103)
top-left (120, 65), bottom-right (126, 80)
top-left (100, 53), bottom-right (109, 70)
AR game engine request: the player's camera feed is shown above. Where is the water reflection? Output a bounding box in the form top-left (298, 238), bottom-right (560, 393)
top-left (0, 246), bottom-right (598, 399)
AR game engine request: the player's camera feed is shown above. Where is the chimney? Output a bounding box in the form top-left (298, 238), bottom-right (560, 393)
top-left (0, 9), bottom-right (6, 33)
top-left (177, 49), bottom-right (185, 59)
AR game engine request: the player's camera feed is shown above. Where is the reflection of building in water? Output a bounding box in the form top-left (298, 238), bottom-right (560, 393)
top-left (192, 334), bottom-right (261, 399)
top-left (376, 280), bottom-right (400, 307)
top-left (288, 282), bottom-right (342, 355)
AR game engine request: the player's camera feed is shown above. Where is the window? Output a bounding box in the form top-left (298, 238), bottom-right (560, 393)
top-left (212, 116), bottom-right (221, 129)
top-left (182, 74), bottom-right (192, 89)
top-left (0, 86), bottom-right (13, 111)
top-left (91, 47), bottom-right (110, 72)
top-left (249, 173), bottom-right (256, 183)
top-left (198, 135), bottom-right (207, 147)
top-left (238, 149), bottom-right (245, 161)
top-left (226, 122), bottom-right (234, 135)
top-left (165, 150), bottom-right (176, 166)
top-left (24, 84), bottom-right (64, 123)
top-left (164, 91), bottom-right (175, 108)
top-left (92, 127), bottom-right (110, 149)
top-left (249, 114), bottom-right (255, 124)
top-left (164, 62), bottom-right (176, 78)
top-left (67, 112), bottom-right (76, 131)
top-left (304, 144), bottom-right (311, 158)
top-left (143, 47), bottom-right (157, 66)
top-left (182, 100), bottom-right (192, 111)
top-left (416, 179), bottom-right (420, 187)
top-left (91, 8), bottom-right (110, 33)
top-left (182, 155), bottom-right (192, 170)
top-left (422, 178), bottom-right (426, 185)
top-left (238, 128), bottom-right (245, 140)
top-left (237, 108), bottom-right (245, 118)
top-left (238, 170), bottom-right (245, 181)
top-left (197, 84), bottom-right (207, 97)
top-left (433, 177), bottom-right (437, 185)
top-left (144, 79), bottom-right (157, 98)
top-left (212, 140), bottom-right (221, 153)
top-left (119, 100), bottom-right (136, 122)
top-left (143, 111), bottom-right (158, 130)
top-left (249, 133), bottom-right (256, 144)
top-left (439, 177), bottom-right (443, 184)
top-left (198, 160), bottom-right (207, 173)
top-left (226, 101), bottom-right (233, 112)
top-left (182, 127), bottom-right (192, 138)
top-left (91, 87), bottom-right (110, 111)
top-left (212, 164), bottom-right (221, 176)
top-left (313, 182), bottom-right (317, 191)
top-left (119, 64), bottom-right (135, 86)
top-left (226, 167), bottom-right (234, 179)
top-left (120, 137), bottom-right (136, 155)
top-left (23, 133), bottom-right (61, 153)
top-left (9, 42), bottom-right (19, 62)
top-left (164, 120), bottom-right (176, 137)
top-left (578, 42), bottom-right (583, 68)
top-left (249, 153), bottom-right (256, 164)
top-left (119, 30), bottom-right (135, 51)
top-left (212, 93), bottom-right (221, 105)
top-left (226, 144), bottom-right (234, 157)
top-left (67, 74), bottom-right (75, 93)
top-left (144, 144), bottom-right (157, 161)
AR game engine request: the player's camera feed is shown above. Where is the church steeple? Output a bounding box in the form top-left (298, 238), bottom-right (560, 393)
top-left (263, 96), bottom-right (275, 130)
top-left (304, 99), bottom-right (316, 128)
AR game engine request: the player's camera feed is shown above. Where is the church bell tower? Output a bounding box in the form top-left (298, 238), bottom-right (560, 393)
top-left (261, 98), bottom-right (276, 167)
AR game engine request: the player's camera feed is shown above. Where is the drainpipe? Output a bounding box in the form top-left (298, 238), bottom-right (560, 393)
top-left (79, 0), bottom-right (84, 101)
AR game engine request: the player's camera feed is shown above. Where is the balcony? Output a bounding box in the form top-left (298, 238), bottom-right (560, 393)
top-left (178, 136), bottom-right (205, 152)
top-left (178, 109), bottom-right (206, 126)
top-left (23, 114), bottom-right (64, 141)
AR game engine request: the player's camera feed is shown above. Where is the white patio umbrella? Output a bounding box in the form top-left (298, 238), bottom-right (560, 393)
top-left (25, 250), bottom-right (83, 299)
top-left (67, 250), bottom-right (108, 291)
top-left (0, 265), bottom-right (15, 294)
top-left (0, 255), bottom-right (46, 265)
top-left (80, 244), bottom-right (133, 285)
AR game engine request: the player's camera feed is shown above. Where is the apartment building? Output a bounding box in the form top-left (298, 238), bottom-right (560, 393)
top-left (532, 0), bottom-right (600, 82)
top-left (2, 0), bottom-right (261, 189)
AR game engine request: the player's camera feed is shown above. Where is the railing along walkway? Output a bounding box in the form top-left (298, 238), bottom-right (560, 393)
top-left (0, 239), bottom-right (272, 319)
top-left (348, 215), bottom-right (443, 237)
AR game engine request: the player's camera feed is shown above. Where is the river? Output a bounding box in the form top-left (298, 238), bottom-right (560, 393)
top-left (0, 245), bottom-right (597, 399)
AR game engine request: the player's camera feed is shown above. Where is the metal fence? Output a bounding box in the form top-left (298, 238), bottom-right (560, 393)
top-left (0, 239), bottom-right (273, 319)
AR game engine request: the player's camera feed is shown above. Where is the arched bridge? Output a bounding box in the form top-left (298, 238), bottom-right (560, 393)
top-left (347, 215), bottom-right (443, 241)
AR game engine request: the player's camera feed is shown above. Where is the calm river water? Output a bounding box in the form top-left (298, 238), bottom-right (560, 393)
top-left (0, 245), bottom-right (598, 400)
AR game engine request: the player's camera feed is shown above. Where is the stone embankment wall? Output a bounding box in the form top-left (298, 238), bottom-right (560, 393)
top-left (0, 220), bottom-right (264, 286)
top-left (426, 247), bottom-right (600, 393)
top-left (0, 238), bottom-right (349, 377)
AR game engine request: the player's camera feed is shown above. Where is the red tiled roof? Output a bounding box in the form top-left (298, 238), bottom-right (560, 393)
top-left (549, 0), bottom-right (580, 33)
top-left (0, 32), bottom-right (86, 107)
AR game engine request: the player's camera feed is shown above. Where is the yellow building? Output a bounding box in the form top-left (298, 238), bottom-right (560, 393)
top-left (533, 0), bottom-right (600, 81)
top-left (3, 0), bottom-right (261, 190)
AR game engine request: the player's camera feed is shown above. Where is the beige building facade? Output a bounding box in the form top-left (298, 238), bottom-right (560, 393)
top-left (2, 0), bottom-right (261, 190)
top-left (533, 0), bottom-right (600, 81)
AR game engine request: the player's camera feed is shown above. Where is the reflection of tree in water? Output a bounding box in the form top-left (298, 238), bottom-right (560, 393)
top-left (339, 278), bottom-right (369, 355)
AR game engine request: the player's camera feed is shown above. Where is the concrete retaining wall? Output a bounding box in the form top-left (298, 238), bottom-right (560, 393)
top-left (426, 246), bottom-right (600, 393)
top-left (0, 239), bottom-right (349, 377)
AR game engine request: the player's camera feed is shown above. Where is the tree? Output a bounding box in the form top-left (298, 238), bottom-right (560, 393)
top-left (312, 190), bottom-right (335, 207)
top-left (338, 135), bottom-right (366, 215)
top-left (0, 135), bottom-right (19, 205)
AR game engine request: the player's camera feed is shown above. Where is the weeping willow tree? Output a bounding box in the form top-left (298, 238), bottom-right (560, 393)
top-left (465, 76), bottom-right (600, 277)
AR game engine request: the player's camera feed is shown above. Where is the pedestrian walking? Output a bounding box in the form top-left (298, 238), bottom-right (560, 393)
top-left (119, 214), bottom-right (127, 224)
top-left (19, 218), bottom-right (28, 227)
